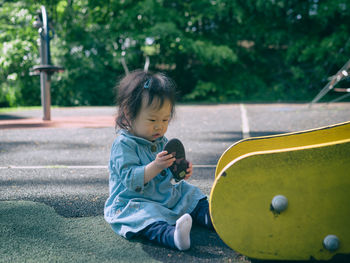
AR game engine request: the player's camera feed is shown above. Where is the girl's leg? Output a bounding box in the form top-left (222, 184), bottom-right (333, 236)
top-left (140, 214), bottom-right (192, 251)
top-left (190, 198), bottom-right (214, 230)
top-left (141, 221), bottom-right (176, 249)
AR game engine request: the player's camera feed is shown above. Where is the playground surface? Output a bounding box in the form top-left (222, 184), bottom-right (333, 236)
top-left (1, 103), bottom-right (350, 263)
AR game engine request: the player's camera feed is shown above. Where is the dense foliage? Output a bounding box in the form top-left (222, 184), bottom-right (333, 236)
top-left (1, 0), bottom-right (350, 107)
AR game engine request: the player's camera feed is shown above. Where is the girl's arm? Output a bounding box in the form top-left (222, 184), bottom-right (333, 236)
top-left (144, 151), bottom-right (175, 184)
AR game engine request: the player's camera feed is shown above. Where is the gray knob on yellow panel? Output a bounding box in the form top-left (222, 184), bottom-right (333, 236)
top-left (271, 195), bottom-right (288, 213)
top-left (323, 235), bottom-right (340, 252)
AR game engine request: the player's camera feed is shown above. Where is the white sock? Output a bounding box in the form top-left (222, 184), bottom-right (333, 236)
top-left (174, 213), bottom-right (192, 251)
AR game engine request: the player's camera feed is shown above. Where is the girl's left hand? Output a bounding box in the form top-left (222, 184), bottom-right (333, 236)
top-left (184, 162), bottom-right (193, 180)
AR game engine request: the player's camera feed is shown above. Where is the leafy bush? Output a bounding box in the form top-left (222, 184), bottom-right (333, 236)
top-left (0, 0), bottom-right (349, 107)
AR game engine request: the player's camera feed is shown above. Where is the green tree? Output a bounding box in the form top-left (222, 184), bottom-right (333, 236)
top-left (0, 1), bottom-right (40, 106)
top-left (0, 0), bottom-right (349, 106)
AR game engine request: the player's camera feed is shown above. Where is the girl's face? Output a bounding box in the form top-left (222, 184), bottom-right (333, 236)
top-left (130, 97), bottom-right (172, 142)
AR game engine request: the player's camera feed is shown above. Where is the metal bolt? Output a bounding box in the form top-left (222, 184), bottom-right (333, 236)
top-left (271, 195), bottom-right (288, 213)
top-left (323, 235), bottom-right (340, 252)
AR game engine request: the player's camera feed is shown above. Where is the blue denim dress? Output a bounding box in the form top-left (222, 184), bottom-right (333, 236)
top-left (104, 130), bottom-right (205, 238)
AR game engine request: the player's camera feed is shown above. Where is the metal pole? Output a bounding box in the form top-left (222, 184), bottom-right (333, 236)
top-left (39, 6), bottom-right (51, 120)
top-left (120, 57), bottom-right (129, 75)
top-left (328, 91), bottom-right (350, 103)
top-left (144, 56), bottom-right (150, 72)
top-left (40, 72), bottom-right (51, 120)
top-left (309, 59), bottom-right (350, 107)
top-left (32, 5), bottom-right (63, 120)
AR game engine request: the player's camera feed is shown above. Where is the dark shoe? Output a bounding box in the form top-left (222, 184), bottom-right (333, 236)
top-left (164, 138), bottom-right (189, 182)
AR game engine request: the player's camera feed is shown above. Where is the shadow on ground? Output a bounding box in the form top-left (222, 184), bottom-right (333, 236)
top-left (0, 114), bottom-right (29, 120)
top-left (133, 225), bottom-right (248, 263)
top-left (0, 200), bottom-right (248, 263)
top-left (211, 131), bottom-right (288, 143)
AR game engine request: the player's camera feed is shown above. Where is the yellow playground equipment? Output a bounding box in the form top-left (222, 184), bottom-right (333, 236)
top-left (209, 121), bottom-right (350, 261)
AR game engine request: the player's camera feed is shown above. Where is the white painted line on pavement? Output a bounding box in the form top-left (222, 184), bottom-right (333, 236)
top-left (240, 104), bottom-right (250, 139)
top-left (0, 164), bottom-right (216, 169)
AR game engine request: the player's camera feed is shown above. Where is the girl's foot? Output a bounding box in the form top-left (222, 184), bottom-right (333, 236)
top-left (174, 213), bottom-right (192, 251)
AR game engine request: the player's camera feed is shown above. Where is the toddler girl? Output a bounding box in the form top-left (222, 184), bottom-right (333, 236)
top-left (104, 69), bottom-right (213, 250)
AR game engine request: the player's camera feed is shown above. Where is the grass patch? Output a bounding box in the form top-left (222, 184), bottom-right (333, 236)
top-left (0, 106), bottom-right (43, 113)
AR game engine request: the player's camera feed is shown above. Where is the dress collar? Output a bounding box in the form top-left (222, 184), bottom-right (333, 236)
top-left (119, 129), bottom-right (166, 146)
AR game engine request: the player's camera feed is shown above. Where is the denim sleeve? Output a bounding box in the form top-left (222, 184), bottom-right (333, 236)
top-left (111, 140), bottom-right (145, 193)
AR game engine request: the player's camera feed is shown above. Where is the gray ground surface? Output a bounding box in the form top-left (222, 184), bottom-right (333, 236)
top-left (1, 103), bottom-right (350, 262)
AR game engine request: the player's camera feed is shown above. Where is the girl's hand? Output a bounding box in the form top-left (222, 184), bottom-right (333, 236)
top-left (144, 151), bottom-right (175, 184)
top-left (184, 161), bottom-right (193, 180)
top-left (154, 151), bottom-right (175, 170)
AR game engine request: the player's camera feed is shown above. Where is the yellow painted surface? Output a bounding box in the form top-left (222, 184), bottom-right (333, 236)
top-left (210, 139), bottom-right (350, 260)
top-left (215, 121), bottom-right (350, 179)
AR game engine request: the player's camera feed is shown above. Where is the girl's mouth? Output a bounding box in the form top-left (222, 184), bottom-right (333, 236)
top-left (152, 133), bottom-right (161, 139)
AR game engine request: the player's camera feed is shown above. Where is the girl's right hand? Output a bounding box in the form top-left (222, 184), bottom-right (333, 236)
top-left (154, 151), bottom-right (175, 170)
top-left (144, 151), bottom-right (175, 184)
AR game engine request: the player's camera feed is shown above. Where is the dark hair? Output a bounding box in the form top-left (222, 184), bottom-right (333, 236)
top-left (115, 69), bottom-right (176, 130)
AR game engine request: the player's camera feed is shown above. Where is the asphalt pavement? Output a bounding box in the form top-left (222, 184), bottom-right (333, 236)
top-left (1, 103), bottom-right (350, 262)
